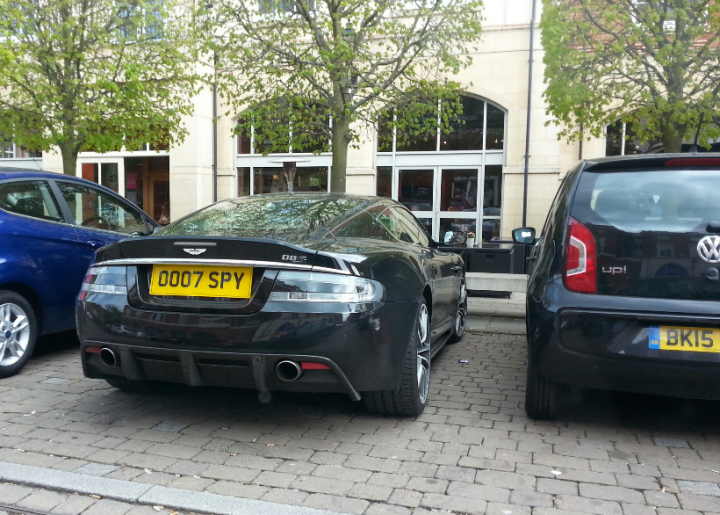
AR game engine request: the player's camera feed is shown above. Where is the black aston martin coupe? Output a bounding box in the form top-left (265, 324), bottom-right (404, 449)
top-left (76, 193), bottom-right (467, 416)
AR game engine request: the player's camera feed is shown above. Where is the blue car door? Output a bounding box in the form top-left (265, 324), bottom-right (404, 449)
top-left (0, 179), bottom-right (83, 334)
top-left (52, 180), bottom-right (150, 264)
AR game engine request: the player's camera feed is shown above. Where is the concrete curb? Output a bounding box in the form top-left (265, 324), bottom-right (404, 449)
top-left (0, 461), bottom-right (346, 515)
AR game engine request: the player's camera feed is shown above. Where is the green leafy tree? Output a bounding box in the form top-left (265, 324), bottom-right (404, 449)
top-left (0, 0), bottom-right (201, 175)
top-left (206, 0), bottom-right (484, 192)
top-left (541, 0), bottom-right (720, 152)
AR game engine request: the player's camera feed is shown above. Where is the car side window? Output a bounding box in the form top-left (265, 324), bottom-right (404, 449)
top-left (391, 207), bottom-right (431, 247)
top-left (55, 181), bottom-right (147, 235)
top-left (0, 180), bottom-right (64, 223)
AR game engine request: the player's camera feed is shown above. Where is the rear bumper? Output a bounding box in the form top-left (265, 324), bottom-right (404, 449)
top-left (529, 281), bottom-right (720, 400)
top-left (77, 296), bottom-right (418, 395)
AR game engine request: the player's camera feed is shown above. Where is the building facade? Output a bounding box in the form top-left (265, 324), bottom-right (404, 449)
top-left (6, 0), bottom-right (607, 238)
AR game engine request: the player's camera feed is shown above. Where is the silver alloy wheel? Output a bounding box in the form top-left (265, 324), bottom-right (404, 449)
top-left (416, 303), bottom-right (430, 405)
top-left (0, 303), bottom-right (31, 367)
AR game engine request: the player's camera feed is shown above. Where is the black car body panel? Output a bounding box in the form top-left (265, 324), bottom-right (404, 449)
top-left (77, 193), bottom-right (465, 403)
top-left (527, 154), bottom-right (720, 403)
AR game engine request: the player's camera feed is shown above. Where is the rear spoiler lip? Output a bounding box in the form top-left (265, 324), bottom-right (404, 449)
top-left (91, 258), bottom-right (350, 275)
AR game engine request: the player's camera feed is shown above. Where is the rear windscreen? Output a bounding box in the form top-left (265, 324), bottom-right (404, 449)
top-left (571, 169), bottom-right (720, 232)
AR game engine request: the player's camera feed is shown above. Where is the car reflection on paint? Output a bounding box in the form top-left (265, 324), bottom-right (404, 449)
top-left (77, 193), bottom-right (468, 416)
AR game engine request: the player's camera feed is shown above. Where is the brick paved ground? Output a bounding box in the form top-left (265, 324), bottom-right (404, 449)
top-left (1, 330), bottom-right (720, 515)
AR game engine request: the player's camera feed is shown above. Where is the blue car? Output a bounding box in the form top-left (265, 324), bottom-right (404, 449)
top-left (0, 168), bottom-right (157, 377)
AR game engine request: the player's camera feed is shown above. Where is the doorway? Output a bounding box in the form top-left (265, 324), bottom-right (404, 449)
top-left (395, 166), bottom-right (502, 243)
top-left (80, 159), bottom-right (125, 194)
top-left (123, 156), bottom-right (170, 225)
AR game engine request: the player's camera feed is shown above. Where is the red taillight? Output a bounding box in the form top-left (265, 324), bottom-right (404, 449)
top-left (564, 217), bottom-right (596, 294)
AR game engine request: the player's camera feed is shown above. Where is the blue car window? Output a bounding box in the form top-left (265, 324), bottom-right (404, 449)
top-left (55, 181), bottom-right (146, 235)
top-left (0, 180), bottom-right (63, 222)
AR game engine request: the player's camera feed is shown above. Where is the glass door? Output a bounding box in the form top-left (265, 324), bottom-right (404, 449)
top-left (78, 159), bottom-right (125, 196)
top-left (396, 168), bottom-right (435, 237)
top-left (437, 168), bottom-right (480, 244)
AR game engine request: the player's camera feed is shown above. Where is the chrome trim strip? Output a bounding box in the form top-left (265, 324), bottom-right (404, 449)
top-left (94, 258), bottom-right (313, 270)
top-left (311, 266), bottom-right (351, 275)
top-left (173, 242), bottom-right (217, 246)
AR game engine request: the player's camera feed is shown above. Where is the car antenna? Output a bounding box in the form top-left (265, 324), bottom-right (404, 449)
top-left (688, 112), bottom-right (705, 154)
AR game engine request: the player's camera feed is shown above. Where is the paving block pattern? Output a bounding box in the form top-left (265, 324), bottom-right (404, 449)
top-left (1, 331), bottom-right (720, 514)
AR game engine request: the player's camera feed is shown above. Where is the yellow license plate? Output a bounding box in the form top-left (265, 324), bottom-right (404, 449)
top-left (649, 326), bottom-right (720, 353)
top-left (149, 265), bottom-right (252, 299)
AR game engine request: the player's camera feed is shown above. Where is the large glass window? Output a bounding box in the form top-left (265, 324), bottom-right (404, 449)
top-left (0, 139), bottom-right (42, 159)
top-left (238, 167), bottom-right (250, 196)
top-left (440, 169), bottom-right (478, 212)
top-left (252, 166), bottom-right (329, 194)
top-left (605, 119), bottom-right (661, 156)
top-left (376, 166), bottom-right (392, 198)
top-left (398, 169), bottom-right (434, 211)
top-left (441, 96), bottom-right (484, 151)
top-left (378, 95), bottom-right (505, 153)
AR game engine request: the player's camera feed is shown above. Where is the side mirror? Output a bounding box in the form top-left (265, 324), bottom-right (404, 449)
top-left (512, 227), bottom-right (536, 244)
top-left (443, 230), bottom-right (467, 246)
top-left (152, 226), bottom-right (163, 234)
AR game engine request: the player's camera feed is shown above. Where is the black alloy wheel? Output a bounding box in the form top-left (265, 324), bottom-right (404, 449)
top-left (448, 278), bottom-right (467, 344)
top-left (363, 300), bottom-right (431, 417)
top-left (0, 290), bottom-right (37, 378)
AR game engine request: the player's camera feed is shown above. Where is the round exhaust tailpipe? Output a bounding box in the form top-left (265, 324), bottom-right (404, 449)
top-left (100, 348), bottom-right (118, 367)
top-left (276, 360), bottom-right (303, 382)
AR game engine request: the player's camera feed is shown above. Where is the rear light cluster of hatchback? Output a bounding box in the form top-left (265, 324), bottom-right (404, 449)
top-left (269, 271), bottom-right (383, 303)
top-left (564, 217), bottom-right (596, 294)
top-left (80, 266), bottom-right (127, 298)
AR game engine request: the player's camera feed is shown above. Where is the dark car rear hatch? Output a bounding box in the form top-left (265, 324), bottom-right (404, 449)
top-left (571, 158), bottom-right (720, 300)
top-left (96, 237), bottom-right (331, 314)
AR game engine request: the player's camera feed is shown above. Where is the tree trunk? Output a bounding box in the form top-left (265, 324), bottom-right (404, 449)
top-left (661, 122), bottom-right (685, 153)
top-left (59, 142), bottom-right (78, 176)
top-left (330, 115), bottom-right (351, 193)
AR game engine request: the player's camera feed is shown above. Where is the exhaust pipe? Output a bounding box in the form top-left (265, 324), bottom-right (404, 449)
top-left (99, 348), bottom-right (118, 367)
top-left (276, 360), bottom-right (303, 382)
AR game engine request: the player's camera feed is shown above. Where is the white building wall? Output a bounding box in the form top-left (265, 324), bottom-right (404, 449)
top-left (31, 0), bottom-right (608, 229)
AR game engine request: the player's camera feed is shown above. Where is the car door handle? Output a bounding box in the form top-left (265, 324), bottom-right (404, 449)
top-left (86, 240), bottom-right (104, 248)
top-left (450, 265), bottom-right (463, 272)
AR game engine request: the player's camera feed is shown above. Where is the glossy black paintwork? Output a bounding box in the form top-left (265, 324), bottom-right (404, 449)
top-left (526, 154), bottom-right (720, 400)
top-left (78, 193), bottom-right (465, 395)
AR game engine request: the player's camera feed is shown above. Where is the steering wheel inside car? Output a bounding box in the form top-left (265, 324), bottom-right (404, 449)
top-left (82, 216), bottom-right (111, 230)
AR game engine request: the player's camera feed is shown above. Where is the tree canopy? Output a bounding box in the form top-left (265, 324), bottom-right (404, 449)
top-left (541, 0), bottom-right (720, 153)
top-left (0, 0), bottom-right (201, 175)
top-left (206, 0), bottom-right (484, 192)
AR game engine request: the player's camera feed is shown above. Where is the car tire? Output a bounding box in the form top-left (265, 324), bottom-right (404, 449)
top-left (0, 290), bottom-right (38, 379)
top-left (363, 300), bottom-right (431, 417)
top-left (447, 278), bottom-right (467, 344)
top-left (525, 351), bottom-right (564, 420)
top-left (105, 377), bottom-right (153, 393)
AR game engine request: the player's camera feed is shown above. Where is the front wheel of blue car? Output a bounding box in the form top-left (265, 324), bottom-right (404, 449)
top-left (363, 300), bottom-right (430, 417)
top-left (0, 291), bottom-right (37, 379)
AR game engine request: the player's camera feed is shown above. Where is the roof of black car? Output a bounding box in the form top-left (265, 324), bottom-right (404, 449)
top-left (584, 153), bottom-right (720, 171)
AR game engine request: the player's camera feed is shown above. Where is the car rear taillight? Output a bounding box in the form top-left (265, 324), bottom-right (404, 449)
top-left (564, 217), bottom-right (596, 294)
top-left (79, 266), bottom-right (128, 300)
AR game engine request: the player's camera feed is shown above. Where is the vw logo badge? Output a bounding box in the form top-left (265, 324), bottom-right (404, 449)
top-left (697, 235), bottom-right (720, 263)
top-left (183, 248), bottom-right (207, 256)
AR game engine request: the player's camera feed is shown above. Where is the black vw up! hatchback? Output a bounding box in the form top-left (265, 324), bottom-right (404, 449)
top-left (515, 154), bottom-right (720, 419)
